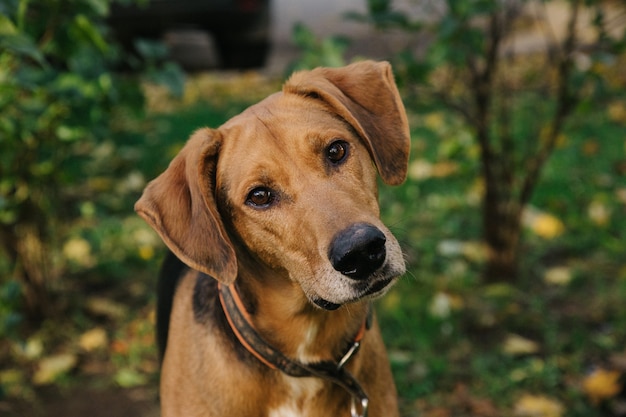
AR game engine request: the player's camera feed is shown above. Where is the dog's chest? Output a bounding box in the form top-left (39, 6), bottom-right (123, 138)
top-left (268, 376), bottom-right (324, 417)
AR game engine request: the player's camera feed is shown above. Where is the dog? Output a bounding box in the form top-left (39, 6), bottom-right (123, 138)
top-left (135, 60), bottom-right (410, 417)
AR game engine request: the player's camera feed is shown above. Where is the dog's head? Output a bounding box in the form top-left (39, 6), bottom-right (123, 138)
top-left (135, 60), bottom-right (410, 310)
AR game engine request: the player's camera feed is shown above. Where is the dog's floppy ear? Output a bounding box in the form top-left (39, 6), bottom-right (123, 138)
top-left (284, 60), bottom-right (410, 185)
top-left (135, 128), bottom-right (237, 284)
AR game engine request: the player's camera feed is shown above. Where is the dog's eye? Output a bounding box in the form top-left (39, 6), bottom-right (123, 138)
top-left (246, 187), bottom-right (276, 208)
top-left (326, 140), bottom-right (349, 164)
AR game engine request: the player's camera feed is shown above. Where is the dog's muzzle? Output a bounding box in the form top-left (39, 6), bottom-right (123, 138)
top-left (328, 223), bottom-right (387, 281)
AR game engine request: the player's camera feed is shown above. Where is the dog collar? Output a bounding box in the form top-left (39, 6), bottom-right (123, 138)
top-left (218, 282), bottom-right (372, 417)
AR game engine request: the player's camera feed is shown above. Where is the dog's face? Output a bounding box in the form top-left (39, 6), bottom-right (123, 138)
top-left (216, 94), bottom-right (405, 309)
top-left (135, 60), bottom-right (411, 310)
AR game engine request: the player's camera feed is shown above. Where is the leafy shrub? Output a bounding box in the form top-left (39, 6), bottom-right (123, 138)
top-left (0, 0), bottom-right (181, 323)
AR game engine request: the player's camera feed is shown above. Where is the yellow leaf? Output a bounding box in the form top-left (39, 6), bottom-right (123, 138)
top-left (522, 207), bottom-right (565, 239)
top-left (79, 327), bottom-right (108, 352)
top-left (85, 297), bottom-right (128, 320)
top-left (63, 237), bottom-right (95, 267)
top-left (582, 368), bottom-right (622, 404)
top-left (430, 161), bottom-right (459, 178)
top-left (543, 267), bottom-right (572, 286)
top-left (138, 245), bottom-right (155, 260)
top-left (33, 354), bottom-right (78, 385)
top-left (503, 334), bottom-right (540, 356)
top-left (13, 336), bottom-right (44, 360)
top-left (461, 241), bottom-right (489, 262)
top-left (514, 394), bottom-right (564, 417)
top-left (424, 112), bottom-right (445, 131)
top-left (608, 100), bottom-right (626, 123)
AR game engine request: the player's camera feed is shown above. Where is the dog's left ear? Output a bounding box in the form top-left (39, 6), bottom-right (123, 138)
top-left (284, 60), bottom-right (410, 185)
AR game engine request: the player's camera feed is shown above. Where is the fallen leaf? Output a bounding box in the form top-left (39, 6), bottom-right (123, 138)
top-left (13, 336), bottom-right (44, 360)
top-left (514, 394), bottom-right (564, 417)
top-left (79, 327), bottom-right (108, 352)
top-left (522, 207), bottom-right (565, 239)
top-left (33, 353), bottom-right (78, 385)
top-left (85, 297), bottom-right (128, 319)
top-left (438, 239), bottom-right (464, 256)
top-left (138, 245), bottom-right (155, 260)
top-left (424, 112), bottom-right (446, 131)
top-left (608, 100), bottom-right (626, 123)
top-left (461, 241), bottom-right (489, 262)
top-left (544, 266), bottom-right (573, 286)
top-left (62, 237), bottom-right (94, 267)
top-left (503, 334), bottom-right (540, 356)
top-left (430, 161), bottom-right (459, 178)
top-left (437, 240), bottom-right (488, 262)
top-left (409, 159), bottom-right (433, 181)
top-left (111, 339), bottom-right (129, 355)
top-left (588, 200), bottom-right (611, 226)
top-left (115, 368), bottom-right (148, 388)
top-left (429, 292), bottom-right (452, 319)
top-left (582, 368), bottom-right (622, 404)
top-left (582, 139), bottom-right (600, 156)
top-left (429, 292), bottom-right (464, 319)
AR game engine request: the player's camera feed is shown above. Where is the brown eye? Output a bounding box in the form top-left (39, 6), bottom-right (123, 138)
top-left (246, 187), bottom-right (276, 208)
top-left (326, 140), bottom-right (348, 164)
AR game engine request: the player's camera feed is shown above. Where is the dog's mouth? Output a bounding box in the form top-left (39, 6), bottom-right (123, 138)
top-left (313, 298), bottom-right (342, 310)
top-left (311, 273), bottom-right (399, 311)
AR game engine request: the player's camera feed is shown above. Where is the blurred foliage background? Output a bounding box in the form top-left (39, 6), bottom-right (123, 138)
top-left (1, 0), bottom-right (625, 416)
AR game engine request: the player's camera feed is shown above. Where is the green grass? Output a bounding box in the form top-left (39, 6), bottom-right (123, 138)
top-left (373, 98), bottom-right (626, 415)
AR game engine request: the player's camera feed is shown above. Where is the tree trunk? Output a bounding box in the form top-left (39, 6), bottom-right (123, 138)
top-left (482, 180), bottom-right (523, 283)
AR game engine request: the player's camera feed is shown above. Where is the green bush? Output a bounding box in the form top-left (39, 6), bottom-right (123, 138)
top-left (0, 0), bottom-right (181, 324)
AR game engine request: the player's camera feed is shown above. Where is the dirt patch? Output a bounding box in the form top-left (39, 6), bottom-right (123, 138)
top-left (1, 384), bottom-right (160, 417)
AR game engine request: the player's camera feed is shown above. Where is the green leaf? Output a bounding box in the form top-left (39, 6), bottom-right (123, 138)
top-left (0, 14), bottom-right (17, 35)
top-left (115, 368), bottom-right (147, 388)
top-left (56, 125), bottom-right (85, 142)
top-left (367, 0), bottom-right (392, 15)
top-left (0, 33), bottom-right (46, 65)
top-left (145, 62), bottom-right (185, 98)
top-left (135, 38), bottom-right (168, 60)
top-left (74, 14), bottom-right (108, 53)
top-left (292, 23), bottom-right (316, 49)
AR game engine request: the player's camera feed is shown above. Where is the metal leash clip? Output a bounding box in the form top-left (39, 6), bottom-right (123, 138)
top-left (337, 341), bottom-right (361, 370)
top-left (351, 395), bottom-right (369, 417)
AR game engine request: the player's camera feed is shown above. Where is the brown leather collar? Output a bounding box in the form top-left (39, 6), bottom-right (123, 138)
top-left (218, 282), bottom-right (372, 417)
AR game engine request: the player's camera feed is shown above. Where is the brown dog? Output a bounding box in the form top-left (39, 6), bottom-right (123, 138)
top-left (135, 60), bottom-right (410, 417)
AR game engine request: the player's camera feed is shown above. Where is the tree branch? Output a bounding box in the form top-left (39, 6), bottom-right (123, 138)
top-left (519, 0), bottom-right (581, 206)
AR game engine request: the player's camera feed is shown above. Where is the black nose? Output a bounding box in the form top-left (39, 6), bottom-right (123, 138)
top-left (329, 223), bottom-right (387, 280)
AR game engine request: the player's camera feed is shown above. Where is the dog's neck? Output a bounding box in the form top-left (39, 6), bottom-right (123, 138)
top-left (231, 268), bottom-right (370, 364)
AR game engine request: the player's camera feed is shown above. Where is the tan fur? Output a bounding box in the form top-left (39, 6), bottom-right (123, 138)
top-left (135, 60), bottom-right (410, 417)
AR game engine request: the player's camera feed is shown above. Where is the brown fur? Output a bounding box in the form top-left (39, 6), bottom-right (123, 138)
top-left (135, 60), bottom-right (410, 417)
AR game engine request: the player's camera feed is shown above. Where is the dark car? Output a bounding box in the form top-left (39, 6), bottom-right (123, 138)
top-left (108, 0), bottom-right (271, 69)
